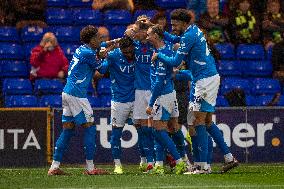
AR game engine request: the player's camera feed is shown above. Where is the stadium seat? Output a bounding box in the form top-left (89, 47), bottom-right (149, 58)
top-left (61, 43), bottom-right (79, 60)
top-left (5, 95), bottom-right (38, 107)
top-left (34, 79), bottom-right (64, 94)
top-left (242, 61), bottom-right (272, 77)
top-left (214, 43), bottom-right (235, 59)
top-left (266, 46), bottom-right (273, 60)
top-left (0, 43), bottom-right (24, 60)
top-left (278, 95), bottom-right (284, 106)
top-left (218, 60), bottom-right (242, 76)
top-left (1, 61), bottom-right (29, 78)
top-left (21, 26), bottom-right (46, 42)
top-left (67, 0), bottom-right (93, 7)
top-left (97, 78), bottom-right (111, 95)
top-left (133, 10), bottom-right (158, 21)
top-left (101, 95), bottom-right (111, 107)
top-left (74, 9), bottom-right (103, 25)
top-left (254, 95), bottom-right (274, 106)
top-left (39, 95), bottom-right (62, 107)
top-left (216, 96), bottom-right (229, 107)
top-left (251, 78), bottom-right (281, 95)
top-left (47, 0), bottom-right (67, 7)
top-left (155, 0), bottom-right (187, 8)
top-left (2, 78), bottom-right (33, 95)
top-left (46, 8), bottom-right (73, 25)
top-left (237, 44), bottom-right (265, 60)
top-left (88, 96), bottom-right (101, 107)
top-left (24, 43), bottom-right (38, 59)
top-left (221, 78), bottom-right (251, 95)
top-left (107, 25), bottom-right (127, 39)
top-left (87, 82), bottom-right (96, 95)
top-left (245, 95), bottom-right (256, 106)
top-left (48, 27), bottom-right (80, 42)
top-left (0, 27), bottom-right (19, 42)
top-left (104, 10), bottom-right (132, 25)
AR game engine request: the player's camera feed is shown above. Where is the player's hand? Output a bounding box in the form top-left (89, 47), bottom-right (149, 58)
top-left (151, 52), bottom-right (158, 63)
top-left (98, 47), bottom-right (108, 59)
top-left (57, 70), bottom-right (65, 79)
top-left (146, 106), bottom-right (153, 115)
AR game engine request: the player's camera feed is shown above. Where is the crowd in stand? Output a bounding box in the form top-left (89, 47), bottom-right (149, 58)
top-left (0, 0), bottom-right (284, 107)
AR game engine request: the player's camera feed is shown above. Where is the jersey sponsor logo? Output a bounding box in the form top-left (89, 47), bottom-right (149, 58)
top-left (119, 65), bottom-right (135, 73)
top-left (135, 54), bottom-right (151, 63)
top-left (194, 60), bottom-right (206, 65)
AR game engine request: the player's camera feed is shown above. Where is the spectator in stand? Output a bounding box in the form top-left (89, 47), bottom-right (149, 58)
top-left (98, 27), bottom-right (110, 42)
top-left (262, 0), bottom-right (284, 50)
top-left (230, 0), bottom-right (260, 44)
top-left (151, 11), bottom-right (169, 32)
top-left (92, 0), bottom-right (134, 13)
top-left (30, 32), bottom-right (69, 81)
top-left (0, 0), bottom-right (16, 26)
top-left (13, 0), bottom-right (47, 30)
top-left (268, 31), bottom-right (284, 106)
top-left (198, 0), bottom-right (230, 44)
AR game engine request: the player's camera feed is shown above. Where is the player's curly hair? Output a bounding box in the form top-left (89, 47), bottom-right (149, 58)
top-left (171, 9), bottom-right (191, 23)
top-left (80, 25), bottom-right (98, 44)
top-left (135, 15), bottom-right (153, 30)
top-left (150, 24), bottom-right (164, 39)
top-left (119, 36), bottom-right (134, 49)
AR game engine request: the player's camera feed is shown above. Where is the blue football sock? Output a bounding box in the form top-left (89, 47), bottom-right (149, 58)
top-left (154, 129), bottom-right (181, 161)
top-left (154, 139), bottom-right (165, 162)
top-left (110, 127), bottom-right (123, 160)
top-left (191, 135), bottom-right (200, 163)
top-left (207, 123), bottom-right (230, 155)
top-left (172, 129), bottom-right (186, 158)
top-left (207, 135), bottom-right (213, 164)
top-left (53, 128), bottom-right (75, 162)
top-left (195, 125), bottom-right (208, 163)
top-left (83, 125), bottom-right (97, 160)
top-left (136, 127), bottom-right (146, 158)
top-left (142, 126), bottom-right (154, 163)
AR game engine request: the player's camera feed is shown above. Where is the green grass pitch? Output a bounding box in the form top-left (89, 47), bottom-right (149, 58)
top-left (1, 164), bottom-right (284, 189)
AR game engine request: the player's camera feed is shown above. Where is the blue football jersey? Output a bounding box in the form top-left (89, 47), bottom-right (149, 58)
top-left (101, 48), bottom-right (135, 103)
top-left (134, 40), bottom-right (154, 90)
top-left (149, 43), bottom-right (174, 107)
top-left (63, 45), bottom-right (101, 98)
top-left (158, 24), bottom-right (218, 82)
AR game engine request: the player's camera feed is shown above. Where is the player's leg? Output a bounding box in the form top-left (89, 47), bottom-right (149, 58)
top-left (48, 93), bottom-right (75, 175)
top-left (207, 135), bottom-right (213, 173)
top-left (153, 138), bottom-right (165, 174)
top-left (134, 122), bottom-right (147, 170)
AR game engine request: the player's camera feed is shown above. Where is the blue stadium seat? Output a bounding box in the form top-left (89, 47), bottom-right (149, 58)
top-left (46, 8), bottom-right (73, 25)
top-left (278, 95), bottom-right (284, 106)
top-left (214, 43), bottom-right (235, 59)
top-left (218, 60), bottom-right (241, 76)
top-left (255, 95), bottom-right (274, 106)
top-left (1, 61), bottom-right (29, 78)
top-left (237, 44), bottom-right (265, 60)
top-left (251, 78), bottom-right (281, 95)
top-left (266, 46), bottom-right (273, 60)
top-left (87, 82), bottom-right (96, 95)
top-left (155, 0), bottom-right (187, 8)
top-left (24, 43), bottom-right (38, 59)
top-left (34, 79), bottom-right (64, 94)
top-left (48, 27), bottom-right (80, 42)
top-left (47, 0), bottom-right (67, 7)
top-left (216, 96), bottom-right (229, 107)
top-left (101, 95), bottom-right (111, 107)
top-left (74, 9), bottom-right (103, 25)
top-left (0, 27), bottom-right (19, 42)
top-left (242, 61), bottom-right (272, 77)
top-left (21, 26), bottom-right (46, 42)
top-left (39, 95), bottom-right (62, 107)
top-left (133, 10), bottom-right (158, 21)
top-left (0, 43), bottom-right (24, 60)
top-left (107, 25), bottom-right (127, 39)
top-left (104, 10), bottom-right (132, 25)
top-left (221, 78), bottom-right (251, 95)
top-left (67, 0), bottom-right (93, 7)
top-left (5, 95), bottom-right (38, 107)
top-left (97, 78), bottom-right (111, 95)
top-left (2, 79), bottom-right (33, 95)
top-left (61, 43), bottom-right (79, 60)
top-left (88, 96), bottom-right (101, 107)
top-left (245, 95), bottom-right (256, 106)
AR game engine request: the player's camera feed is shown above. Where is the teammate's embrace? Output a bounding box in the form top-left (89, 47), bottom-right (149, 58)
top-left (48, 25), bottom-right (108, 176)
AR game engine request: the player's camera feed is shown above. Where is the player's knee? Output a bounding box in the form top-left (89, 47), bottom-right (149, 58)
top-left (153, 121), bottom-right (168, 131)
top-left (193, 117), bottom-right (205, 127)
top-left (63, 122), bottom-right (75, 129)
top-left (81, 122), bottom-right (94, 128)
